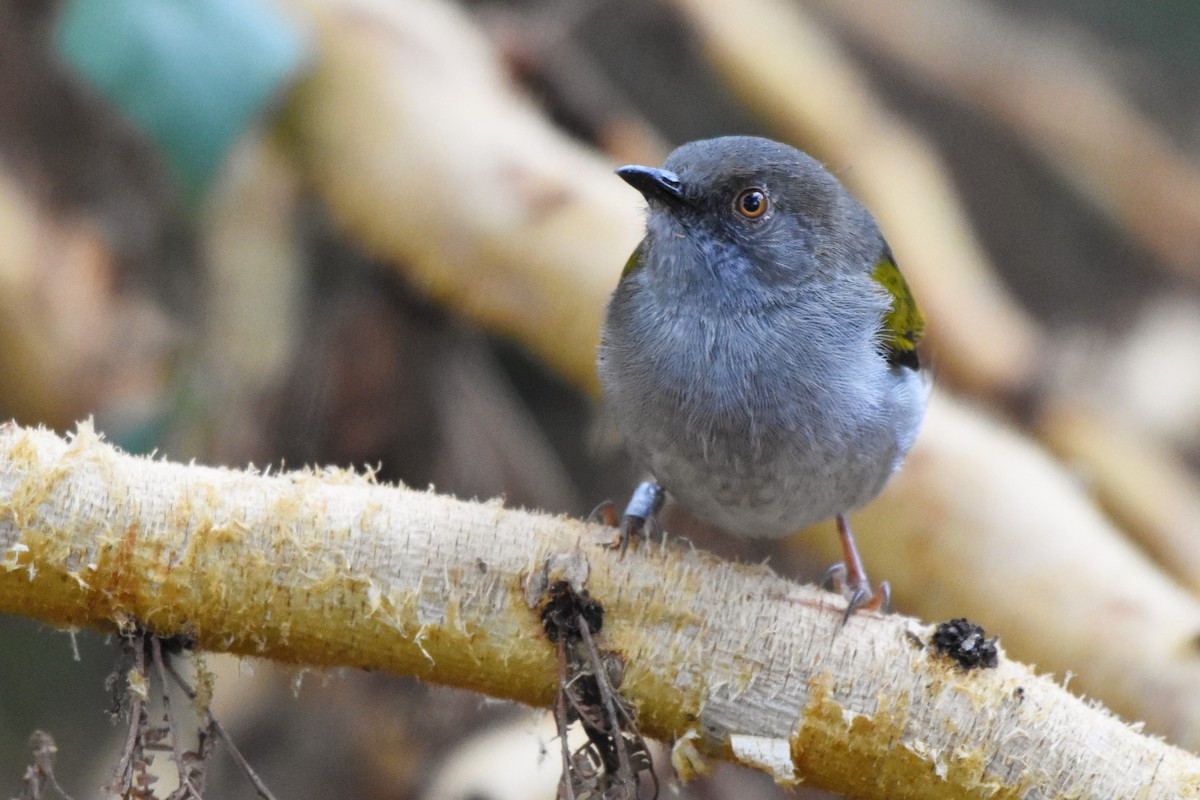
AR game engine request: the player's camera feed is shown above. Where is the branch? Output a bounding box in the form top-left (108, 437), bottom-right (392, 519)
top-left (1, 421), bottom-right (1197, 798)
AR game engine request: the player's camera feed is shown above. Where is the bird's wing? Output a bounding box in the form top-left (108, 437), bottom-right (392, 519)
top-left (871, 248), bottom-right (925, 370)
top-left (621, 242), bottom-right (645, 278)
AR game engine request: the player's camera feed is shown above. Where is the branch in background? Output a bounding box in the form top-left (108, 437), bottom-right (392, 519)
top-left (278, 0), bottom-right (644, 396)
top-left (1035, 400), bottom-right (1200, 594)
top-left (0, 163), bottom-right (175, 430)
top-left (809, 0), bottom-right (1200, 287)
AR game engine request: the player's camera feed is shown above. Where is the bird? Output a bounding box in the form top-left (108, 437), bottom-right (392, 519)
top-left (597, 136), bottom-right (929, 615)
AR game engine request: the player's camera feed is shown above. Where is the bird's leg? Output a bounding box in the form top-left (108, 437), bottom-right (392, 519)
top-left (606, 480), bottom-right (665, 555)
top-left (826, 514), bottom-right (890, 621)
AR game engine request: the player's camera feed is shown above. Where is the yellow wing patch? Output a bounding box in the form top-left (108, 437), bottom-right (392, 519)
top-left (621, 243), bottom-right (645, 278)
top-left (871, 253), bottom-right (925, 369)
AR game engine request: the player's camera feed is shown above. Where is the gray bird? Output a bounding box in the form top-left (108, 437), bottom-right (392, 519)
top-left (598, 136), bottom-right (930, 614)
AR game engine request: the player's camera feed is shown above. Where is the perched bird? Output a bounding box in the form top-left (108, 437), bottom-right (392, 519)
top-left (598, 136), bottom-right (929, 614)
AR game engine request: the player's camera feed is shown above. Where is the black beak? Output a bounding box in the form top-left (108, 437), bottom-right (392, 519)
top-left (616, 165), bottom-right (690, 208)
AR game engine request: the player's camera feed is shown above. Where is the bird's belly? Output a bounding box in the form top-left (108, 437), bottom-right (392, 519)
top-left (622, 376), bottom-right (918, 539)
top-left (642, 432), bottom-right (892, 539)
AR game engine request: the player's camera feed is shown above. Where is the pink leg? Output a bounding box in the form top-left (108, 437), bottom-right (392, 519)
top-left (834, 514), bottom-right (890, 620)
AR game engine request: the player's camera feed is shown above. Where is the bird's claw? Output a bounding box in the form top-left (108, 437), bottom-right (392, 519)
top-left (824, 563), bottom-right (890, 622)
top-left (609, 514), bottom-right (645, 555)
top-left (591, 500), bottom-right (648, 554)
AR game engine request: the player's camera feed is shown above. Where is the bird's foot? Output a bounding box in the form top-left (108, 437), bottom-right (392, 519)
top-left (599, 480), bottom-right (665, 555)
top-left (824, 563), bottom-right (891, 620)
top-left (588, 500), bottom-right (652, 553)
top-left (823, 514), bottom-right (890, 622)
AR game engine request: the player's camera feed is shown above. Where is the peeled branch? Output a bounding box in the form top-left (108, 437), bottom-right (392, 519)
top-left (1, 420), bottom-right (1198, 798)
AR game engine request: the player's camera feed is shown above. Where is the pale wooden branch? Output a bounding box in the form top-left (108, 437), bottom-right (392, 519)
top-left (2, 421), bottom-right (1199, 798)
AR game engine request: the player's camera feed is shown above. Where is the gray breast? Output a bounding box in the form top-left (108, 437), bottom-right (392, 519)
top-left (599, 283), bottom-right (924, 539)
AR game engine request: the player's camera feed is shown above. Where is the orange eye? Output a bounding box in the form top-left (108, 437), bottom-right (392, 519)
top-left (735, 188), bottom-right (768, 219)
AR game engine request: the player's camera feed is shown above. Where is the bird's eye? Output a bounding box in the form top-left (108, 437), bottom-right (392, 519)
top-left (734, 188), bottom-right (768, 219)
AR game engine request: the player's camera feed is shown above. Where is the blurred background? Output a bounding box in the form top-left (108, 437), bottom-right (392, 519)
top-left (3, 0), bottom-right (1200, 797)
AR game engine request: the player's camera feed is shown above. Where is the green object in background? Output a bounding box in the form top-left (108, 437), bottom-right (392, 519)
top-left (55, 0), bottom-right (307, 201)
